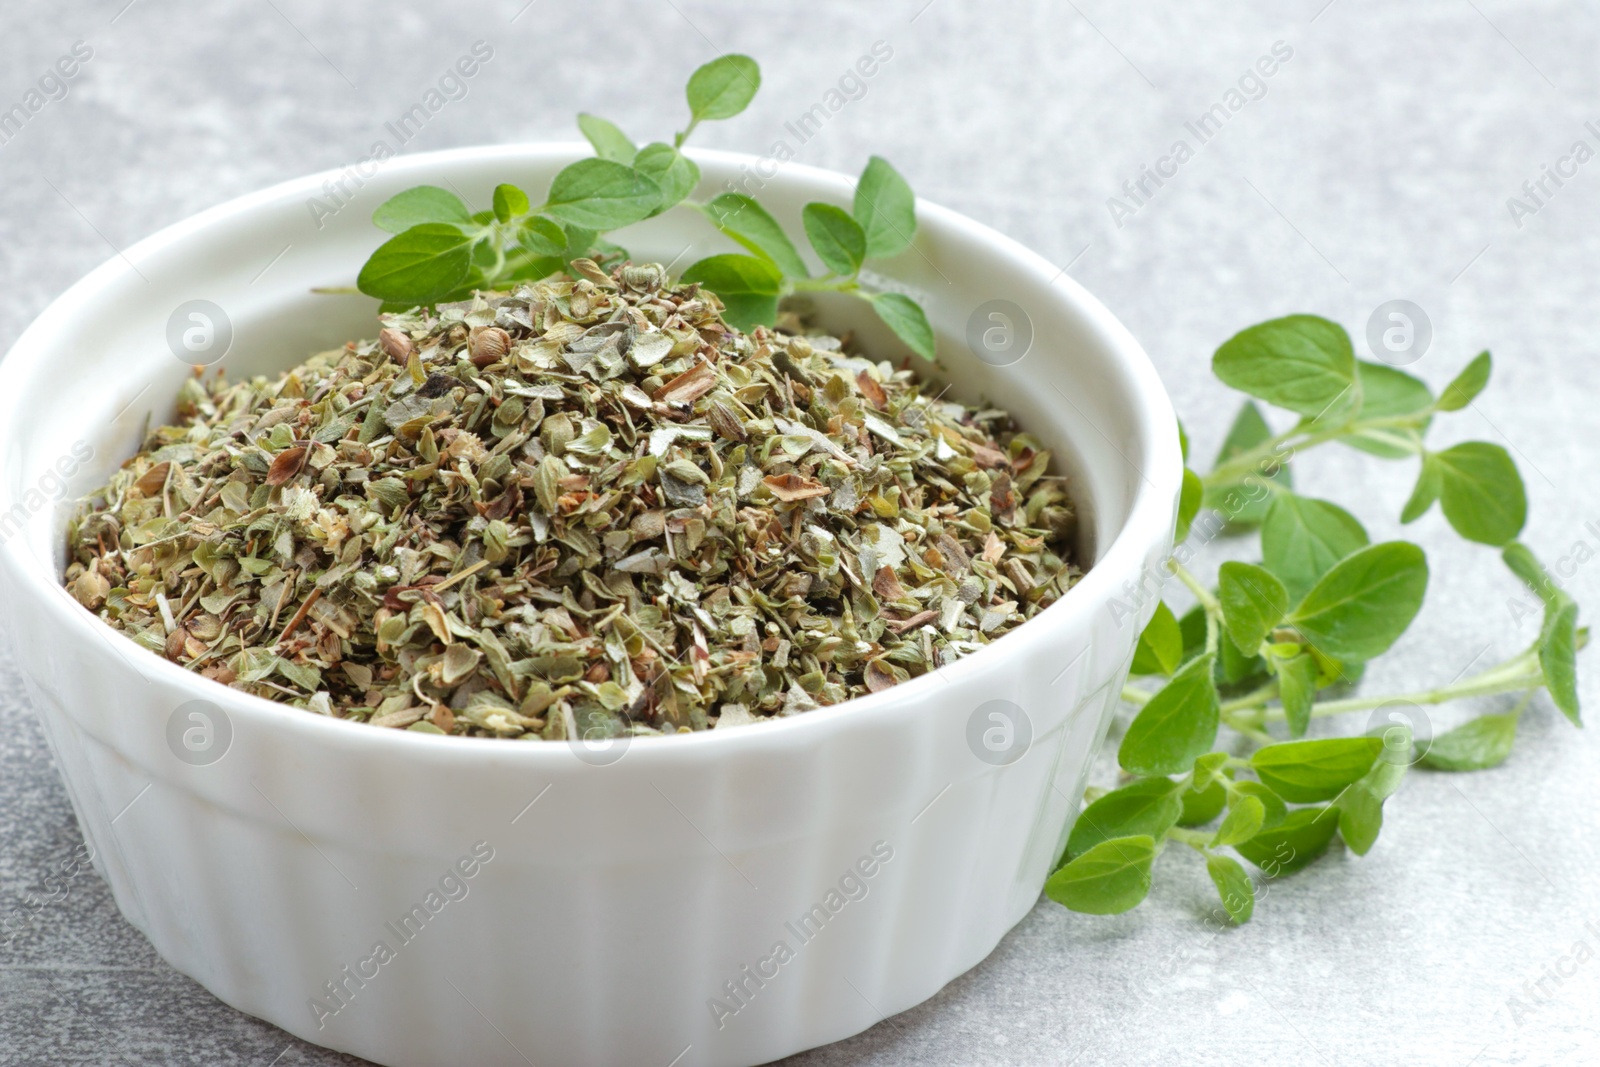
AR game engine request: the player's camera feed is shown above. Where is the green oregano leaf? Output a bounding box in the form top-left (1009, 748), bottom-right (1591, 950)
top-left (1202, 399), bottom-right (1292, 528)
top-left (1131, 601), bottom-right (1183, 676)
top-left (1064, 778), bottom-right (1183, 861)
top-left (492, 183), bottom-right (530, 224)
top-left (1502, 542), bottom-right (1566, 609)
top-left (1206, 853), bottom-right (1255, 924)
top-left (1234, 806), bottom-right (1338, 875)
top-left (1335, 781), bottom-right (1385, 855)
top-left (1400, 454), bottom-right (1442, 524)
top-left (1288, 542), bottom-right (1429, 663)
top-left (1180, 777), bottom-right (1228, 826)
top-left (543, 158), bottom-right (662, 230)
top-left (1212, 315), bottom-right (1356, 418)
top-left (801, 202), bottom-right (867, 277)
top-left (517, 216), bottom-right (569, 259)
top-left (1043, 834), bottom-right (1155, 915)
top-left (1420, 713), bottom-right (1518, 771)
top-left (1437, 350), bottom-right (1492, 411)
top-left (1432, 442), bottom-right (1528, 546)
top-left (1274, 651), bottom-right (1319, 738)
top-left (700, 194), bottom-right (809, 278)
top-left (679, 253), bottom-right (783, 331)
top-left (372, 186), bottom-right (472, 234)
top-left (577, 112), bottom-right (637, 163)
top-left (1218, 561), bottom-right (1289, 655)
top-left (632, 142), bottom-right (701, 215)
top-left (1119, 654), bottom-right (1220, 777)
top-left (685, 54), bottom-right (761, 122)
top-left (1212, 794), bottom-right (1266, 847)
top-left (1229, 780), bottom-right (1287, 828)
top-left (853, 155), bottom-right (917, 259)
top-left (356, 223), bottom-right (475, 305)
top-left (1539, 599), bottom-right (1581, 726)
top-left (1175, 468), bottom-right (1204, 543)
top-left (867, 292), bottom-right (935, 361)
top-left (1261, 493), bottom-right (1369, 604)
top-left (1250, 736), bottom-right (1385, 802)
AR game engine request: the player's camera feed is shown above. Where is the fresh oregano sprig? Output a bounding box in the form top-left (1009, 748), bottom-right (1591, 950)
top-left (1045, 314), bottom-right (1585, 924)
top-left (350, 54), bottom-right (935, 359)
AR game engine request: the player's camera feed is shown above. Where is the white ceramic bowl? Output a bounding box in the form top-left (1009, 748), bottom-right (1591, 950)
top-left (0, 146), bottom-right (1177, 1067)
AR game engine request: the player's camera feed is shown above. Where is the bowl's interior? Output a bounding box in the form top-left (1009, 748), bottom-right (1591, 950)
top-left (0, 145), bottom-right (1174, 649)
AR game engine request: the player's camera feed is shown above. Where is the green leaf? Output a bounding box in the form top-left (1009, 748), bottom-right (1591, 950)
top-left (1274, 651), bottom-right (1319, 738)
top-left (1234, 806), bottom-right (1338, 875)
top-left (1437, 350), bottom-right (1492, 412)
top-left (1336, 782), bottom-right (1385, 855)
top-left (1065, 778), bottom-right (1183, 860)
top-left (559, 224), bottom-right (598, 262)
top-left (1400, 454), bottom-right (1442, 524)
top-left (577, 112), bottom-right (637, 163)
top-left (372, 186), bottom-right (472, 234)
top-left (1216, 627), bottom-right (1267, 687)
top-left (543, 158), bottom-right (662, 231)
top-left (517, 216), bottom-right (569, 259)
top-left (1175, 468), bottom-right (1204, 543)
top-left (1212, 794), bottom-right (1265, 847)
top-left (801, 202), bottom-right (867, 277)
top-left (1118, 654), bottom-right (1220, 777)
top-left (1336, 728), bottom-right (1407, 858)
top-left (868, 292), bottom-right (936, 361)
top-left (853, 155), bottom-right (917, 259)
top-left (1212, 315), bottom-right (1356, 418)
top-left (685, 54), bottom-right (761, 122)
top-left (1131, 601), bottom-right (1183, 676)
top-left (1343, 361), bottom-right (1433, 458)
top-left (632, 142), bottom-right (701, 215)
top-left (1218, 562), bottom-right (1289, 655)
top-left (1206, 854), bottom-right (1255, 924)
top-left (1187, 752), bottom-right (1230, 795)
top-left (1043, 835), bottom-right (1155, 915)
top-left (1432, 442), bottom-right (1528, 546)
top-left (1288, 542), bottom-right (1429, 663)
top-left (356, 224), bottom-right (475, 305)
top-left (1230, 780), bottom-right (1287, 829)
top-left (1250, 736), bottom-right (1384, 802)
top-left (679, 253), bottom-right (783, 332)
top-left (1260, 493), bottom-right (1370, 604)
top-left (1176, 604), bottom-right (1208, 666)
top-left (1179, 777), bottom-right (1228, 826)
top-left (1540, 599), bottom-right (1581, 726)
top-left (492, 183), bottom-right (530, 224)
top-left (1202, 400), bottom-right (1292, 528)
top-left (1502, 542), bottom-right (1566, 609)
top-left (1178, 418), bottom-right (1190, 462)
top-left (700, 193), bottom-right (809, 278)
top-left (1420, 713), bottom-right (1518, 771)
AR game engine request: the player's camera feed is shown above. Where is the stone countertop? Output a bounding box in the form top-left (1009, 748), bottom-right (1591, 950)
top-left (2, 1), bottom-right (1597, 1064)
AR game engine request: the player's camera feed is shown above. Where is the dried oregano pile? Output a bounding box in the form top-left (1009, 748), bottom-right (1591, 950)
top-left (65, 264), bottom-right (1079, 739)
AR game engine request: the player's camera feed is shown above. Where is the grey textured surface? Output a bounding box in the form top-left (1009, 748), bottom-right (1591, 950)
top-left (2, 1), bottom-right (1598, 1064)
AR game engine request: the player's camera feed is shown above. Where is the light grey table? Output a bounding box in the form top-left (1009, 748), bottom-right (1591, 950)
top-left (2, 1), bottom-right (1597, 1064)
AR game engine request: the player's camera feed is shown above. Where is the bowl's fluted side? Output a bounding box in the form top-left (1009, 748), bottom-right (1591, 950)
top-left (12, 584), bottom-right (1148, 1067)
top-left (0, 144), bottom-right (1178, 1066)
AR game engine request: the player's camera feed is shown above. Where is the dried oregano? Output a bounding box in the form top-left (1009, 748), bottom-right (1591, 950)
top-left (65, 263), bottom-right (1079, 739)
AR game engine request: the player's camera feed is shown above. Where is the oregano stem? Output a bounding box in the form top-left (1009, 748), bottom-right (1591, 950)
top-left (1170, 561), bottom-right (1220, 657)
top-left (1201, 412), bottom-right (1429, 489)
top-left (1258, 649), bottom-right (1545, 722)
top-left (1165, 826), bottom-right (1213, 851)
